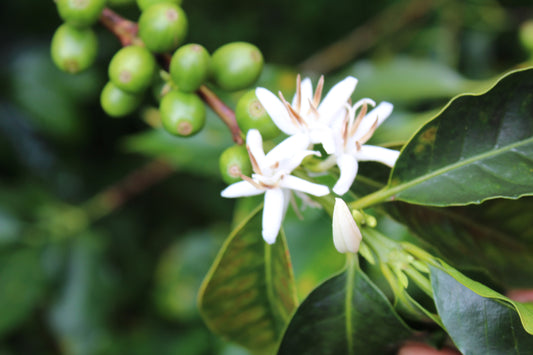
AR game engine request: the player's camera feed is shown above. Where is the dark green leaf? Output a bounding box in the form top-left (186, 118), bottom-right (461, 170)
top-left (0, 247), bottom-right (47, 337)
top-left (387, 68), bottom-right (533, 206)
top-left (431, 265), bottom-right (533, 354)
top-left (278, 261), bottom-right (412, 355)
top-left (388, 197), bottom-right (533, 288)
top-left (198, 204), bottom-right (298, 354)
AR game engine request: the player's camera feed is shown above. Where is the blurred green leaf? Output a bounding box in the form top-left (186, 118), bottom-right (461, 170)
top-left (0, 247), bottom-right (47, 337)
top-left (388, 197), bottom-right (533, 288)
top-left (9, 45), bottom-right (100, 141)
top-left (342, 56), bottom-right (484, 103)
top-left (48, 233), bottom-right (114, 355)
top-left (153, 228), bottom-right (223, 322)
top-left (278, 261), bottom-right (412, 355)
top-left (431, 265), bottom-right (533, 353)
top-left (198, 204), bottom-right (298, 354)
top-left (122, 111), bottom-right (233, 177)
top-left (378, 67), bottom-right (533, 206)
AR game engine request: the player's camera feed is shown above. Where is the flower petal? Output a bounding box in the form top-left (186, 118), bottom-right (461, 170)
top-left (280, 175), bottom-right (330, 196)
top-left (221, 181), bottom-right (264, 198)
top-left (356, 145), bottom-right (400, 167)
top-left (309, 126), bottom-right (336, 154)
top-left (265, 133), bottom-right (311, 168)
top-left (332, 198), bottom-right (362, 254)
top-left (246, 129), bottom-right (266, 168)
top-left (318, 76), bottom-right (357, 122)
top-left (262, 188), bottom-right (285, 244)
top-left (353, 102), bottom-right (393, 141)
top-left (333, 154), bottom-right (358, 195)
top-left (256, 87), bottom-right (298, 135)
top-left (292, 77), bottom-right (314, 113)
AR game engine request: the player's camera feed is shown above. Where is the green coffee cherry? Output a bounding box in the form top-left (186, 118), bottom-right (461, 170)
top-left (56, 0), bottom-right (107, 28)
top-left (108, 45), bottom-right (156, 93)
top-left (100, 82), bottom-right (143, 117)
top-left (169, 44), bottom-right (210, 92)
top-left (219, 145), bottom-right (252, 184)
top-left (136, 0), bottom-right (182, 11)
top-left (51, 24), bottom-right (98, 74)
top-left (160, 91), bottom-right (206, 137)
top-left (210, 42), bottom-right (263, 91)
top-left (236, 90), bottom-right (280, 140)
top-left (138, 3), bottom-right (188, 53)
top-left (108, 0), bottom-right (136, 6)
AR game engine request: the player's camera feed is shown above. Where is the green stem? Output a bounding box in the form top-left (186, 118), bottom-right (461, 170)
top-left (348, 185), bottom-right (398, 210)
top-left (344, 253), bottom-right (357, 355)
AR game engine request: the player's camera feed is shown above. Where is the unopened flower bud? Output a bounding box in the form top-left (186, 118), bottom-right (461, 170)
top-left (332, 198), bottom-right (362, 253)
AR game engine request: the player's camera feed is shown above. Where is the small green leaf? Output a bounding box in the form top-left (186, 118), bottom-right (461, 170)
top-left (277, 259), bottom-right (412, 355)
top-left (385, 68), bottom-right (533, 206)
top-left (198, 204), bottom-right (298, 354)
top-left (431, 265), bottom-right (533, 353)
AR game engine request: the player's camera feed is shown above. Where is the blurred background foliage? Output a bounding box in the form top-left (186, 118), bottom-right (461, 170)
top-left (1, 0), bottom-right (533, 354)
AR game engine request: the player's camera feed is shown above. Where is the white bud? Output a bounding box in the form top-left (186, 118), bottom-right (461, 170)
top-left (332, 198), bottom-right (363, 254)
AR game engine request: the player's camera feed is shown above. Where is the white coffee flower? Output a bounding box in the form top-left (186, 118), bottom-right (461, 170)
top-left (221, 129), bottom-right (330, 244)
top-left (255, 75), bottom-right (358, 154)
top-left (331, 99), bottom-right (400, 195)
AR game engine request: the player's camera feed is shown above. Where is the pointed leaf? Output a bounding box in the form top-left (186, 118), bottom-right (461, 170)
top-left (278, 262), bottom-right (412, 355)
top-left (388, 197), bottom-right (533, 288)
top-left (387, 68), bottom-right (533, 206)
top-left (431, 265), bottom-right (533, 353)
top-left (198, 204), bottom-right (298, 354)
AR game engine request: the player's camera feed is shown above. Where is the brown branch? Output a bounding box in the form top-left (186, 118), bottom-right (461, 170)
top-left (298, 0), bottom-right (443, 74)
top-left (98, 7), bottom-right (243, 144)
top-left (83, 159), bottom-right (174, 222)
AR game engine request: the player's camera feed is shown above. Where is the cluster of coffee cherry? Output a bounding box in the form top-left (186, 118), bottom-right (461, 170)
top-left (50, 0), bottom-right (286, 183)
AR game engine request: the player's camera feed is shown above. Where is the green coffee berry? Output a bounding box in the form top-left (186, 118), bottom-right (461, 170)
top-left (169, 44), bottom-right (210, 92)
top-left (219, 145), bottom-right (252, 184)
top-left (236, 90), bottom-right (280, 140)
top-left (108, 45), bottom-right (156, 93)
top-left (210, 42), bottom-right (263, 91)
top-left (138, 3), bottom-right (188, 53)
top-left (136, 0), bottom-right (182, 11)
top-left (56, 0), bottom-right (107, 28)
top-left (159, 91), bottom-right (206, 137)
top-left (100, 81), bottom-right (143, 117)
top-left (51, 24), bottom-right (98, 74)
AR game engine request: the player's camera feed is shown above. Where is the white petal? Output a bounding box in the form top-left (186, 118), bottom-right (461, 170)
top-left (353, 102), bottom-right (393, 141)
top-left (318, 76), bottom-right (357, 121)
top-left (262, 188), bottom-right (285, 244)
top-left (246, 129), bottom-right (266, 168)
top-left (309, 126), bottom-right (336, 154)
top-left (333, 154), bottom-right (358, 195)
top-left (356, 145), bottom-right (400, 167)
top-left (221, 181), bottom-right (264, 198)
top-left (265, 133), bottom-right (310, 168)
top-left (281, 149), bottom-right (320, 173)
top-left (280, 175), bottom-right (330, 196)
top-left (255, 87), bottom-right (298, 135)
top-left (296, 77), bottom-right (314, 114)
top-left (332, 198), bottom-right (362, 254)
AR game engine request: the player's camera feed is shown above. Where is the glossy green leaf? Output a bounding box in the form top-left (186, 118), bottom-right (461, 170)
top-left (388, 197), bottom-right (533, 288)
top-left (0, 247), bottom-right (47, 337)
top-left (277, 260), bottom-right (412, 355)
top-left (431, 265), bottom-right (533, 354)
top-left (386, 68), bottom-right (533, 206)
top-left (198, 204), bottom-right (298, 354)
